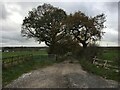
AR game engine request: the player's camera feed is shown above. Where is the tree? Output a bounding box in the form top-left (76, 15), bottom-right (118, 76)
top-left (64, 11), bottom-right (106, 48)
top-left (53, 35), bottom-right (80, 56)
top-left (21, 3), bottom-right (67, 54)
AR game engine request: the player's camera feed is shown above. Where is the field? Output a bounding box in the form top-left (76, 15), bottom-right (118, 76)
top-left (79, 47), bottom-right (119, 82)
top-left (2, 50), bottom-right (48, 59)
top-left (2, 49), bottom-right (59, 86)
top-left (2, 47), bottom-right (120, 86)
top-left (98, 48), bottom-right (119, 61)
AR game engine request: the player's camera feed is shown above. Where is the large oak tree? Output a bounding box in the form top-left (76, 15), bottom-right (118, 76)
top-left (21, 3), bottom-right (106, 55)
top-left (64, 11), bottom-right (106, 48)
top-left (21, 3), bottom-right (67, 54)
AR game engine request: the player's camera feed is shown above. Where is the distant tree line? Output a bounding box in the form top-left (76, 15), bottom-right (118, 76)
top-left (2, 47), bottom-right (47, 52)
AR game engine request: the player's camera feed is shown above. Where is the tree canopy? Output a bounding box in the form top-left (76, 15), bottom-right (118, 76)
top-left (21, 3), bottom-right (106, 55)
top-left (21, 4), bottom-right (67, 46)
top-left (64, 11), bottom-right (106, 48)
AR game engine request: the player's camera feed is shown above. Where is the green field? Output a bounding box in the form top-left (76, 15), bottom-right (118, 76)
top-left (98, 49), bottom-right (119, 61)
top-left (79, 48), bottom-right (119, 82)
top-left (2, 47), bottom-right (120, 86)
top-left (2, 50), bottom-right (59, 86)
top-left (2, 50), bottom-right (48, 59)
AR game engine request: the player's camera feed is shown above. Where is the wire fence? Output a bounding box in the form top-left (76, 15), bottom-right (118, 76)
top-left (2, 54), bottom-right (33, 68)
top-left (32, 54), bottom-right (57, 61)
top-left (93, 56), bottom-right (119, 72)
top-left (2, 54), bottom-right (57, 69)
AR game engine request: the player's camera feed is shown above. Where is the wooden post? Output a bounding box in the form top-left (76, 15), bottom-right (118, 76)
top-left (8, 58), bottom-right (10, 67)
top-left (93, 56), bottom-right (96, 64)
top-left (11, 57), bottom-right (14, 66)
top-left (104, 60), bottom-right (107, 67)
top-left (31, 54), bottom-right (32, 60)
top-left (55, 54), bottom-right (57, 61)
top-left (18, 56), bottom-right (20, 63)
top-left (3, 60), bottom-right (5, 68)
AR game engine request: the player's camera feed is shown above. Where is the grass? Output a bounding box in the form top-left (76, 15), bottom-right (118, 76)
top-left (2, 50), bottom-right (48, 59)
top-left (78, 48), bottom-right (120, 82)
top-left (79, 59), bottom-right (119, 82)
top-left (2, 47), bottom-right (120, 86)
top-left (3, 60), bottom-right (35, 86)
top-left (97, 49), bottom-right (119, 61)
top-left (2, 50), bottom-right (59, 87)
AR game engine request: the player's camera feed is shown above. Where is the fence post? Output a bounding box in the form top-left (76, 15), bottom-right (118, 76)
top-left (3, 60), bottom-right (5, 68)
top-left (31, 54), bottom-right (33, 60)
top-left (93, 56), bottom-right (96, 64)
top-left (104, 60), bottom-right (107, 67)
top-left (2, 54), bottom-right (34, 68)
top-left (10, 57), bottom-right (13, 67)
top-left (55, 54), bottom-right (56, 61)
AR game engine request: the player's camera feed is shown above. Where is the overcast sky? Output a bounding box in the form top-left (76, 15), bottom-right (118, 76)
top-left (0, 1), bottom-right (119, 47)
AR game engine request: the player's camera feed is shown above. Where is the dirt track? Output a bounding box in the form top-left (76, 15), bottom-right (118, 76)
top-left (5, 60), bottom-right (119, 88)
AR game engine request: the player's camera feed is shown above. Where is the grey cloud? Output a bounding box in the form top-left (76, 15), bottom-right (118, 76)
top-left (2, 37), bottom-right (41, 46)
top-left (16, 2), bottom-right (43, 17)
top-left (50, 2), bottom-right (100, 16)
top-left (118, 2), bottom-right (120, 45)
top-left (103, 33), bottom-right (118, 43)
top-left (2, 31), bottom-right (40, 45)
top-left (103, 2), bottom-right (118, 32)
top-left (16, 2), bottom-right (41, 8)
top-left (0, 3), bottom-right (8, 20)
top-left (1, 2), bottom-right (119, 46)
top-left (2, 31), bottom-right (25, 43)
top-left (17, 2), bottom-right (100, 16)
top-left (103, 2), bottom-right (118, 13)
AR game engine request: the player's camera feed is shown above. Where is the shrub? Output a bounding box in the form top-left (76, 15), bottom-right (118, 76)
top-left (76, 43), bottom-right (100, 62)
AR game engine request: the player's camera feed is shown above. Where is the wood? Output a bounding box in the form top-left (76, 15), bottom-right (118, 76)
top-left (93, 56), bottom-right (118, 70)
top-left (2, 54), bottom-right (33, 68)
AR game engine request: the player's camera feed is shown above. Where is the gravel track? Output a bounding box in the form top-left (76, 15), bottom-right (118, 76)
top-left (5, 60), bottom-right (119, 88)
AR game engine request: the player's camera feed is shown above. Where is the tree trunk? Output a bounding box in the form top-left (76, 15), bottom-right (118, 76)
top-left (82, 42), bottom-right (87, 48)
top-left (48, 42), bottom-right (56, 55)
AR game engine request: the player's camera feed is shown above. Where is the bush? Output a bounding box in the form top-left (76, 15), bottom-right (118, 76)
top-left (76, 43), bottom-right (100, 62)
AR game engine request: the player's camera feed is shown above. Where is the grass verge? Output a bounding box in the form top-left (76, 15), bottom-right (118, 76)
top-left (2, 55), bottom-right (60, 87)
top-left (79, 59), bottom-right (119, 82)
